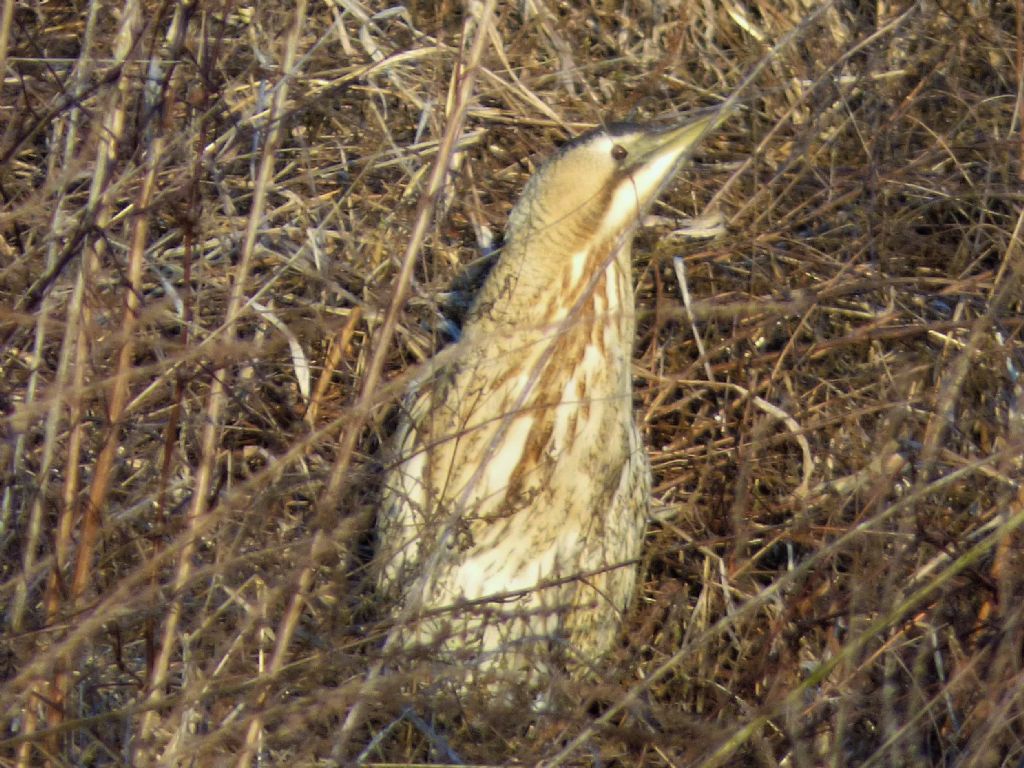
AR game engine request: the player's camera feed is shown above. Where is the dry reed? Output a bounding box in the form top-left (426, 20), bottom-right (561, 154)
top-left (1, 0), bottom-right (1022, 765)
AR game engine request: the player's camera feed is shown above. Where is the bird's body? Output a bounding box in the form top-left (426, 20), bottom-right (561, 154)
top-left (377, 116), bottom-right (716, 691)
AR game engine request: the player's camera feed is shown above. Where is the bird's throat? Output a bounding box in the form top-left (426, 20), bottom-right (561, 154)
top-left (468, 229), bottom-right (637, 341)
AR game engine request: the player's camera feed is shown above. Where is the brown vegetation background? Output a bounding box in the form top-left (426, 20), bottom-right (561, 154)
top-left (2, 0), bottom-right (1022, 765)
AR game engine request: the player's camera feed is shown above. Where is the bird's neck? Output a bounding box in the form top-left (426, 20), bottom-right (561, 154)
top-left (467, 229), bottom-right (637, 337)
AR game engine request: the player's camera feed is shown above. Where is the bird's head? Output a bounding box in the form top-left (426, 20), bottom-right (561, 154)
top-left (506, 113), bottom-right (719, 254)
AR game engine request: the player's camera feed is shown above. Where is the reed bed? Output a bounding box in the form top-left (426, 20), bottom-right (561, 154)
top-left (1, 0), bottom-right (1022, 764)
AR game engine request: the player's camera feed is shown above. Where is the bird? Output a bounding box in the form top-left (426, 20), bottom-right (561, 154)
top-left (376, 112), bottom-right (719, 695)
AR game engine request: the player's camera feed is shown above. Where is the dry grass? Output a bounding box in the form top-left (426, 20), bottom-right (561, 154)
top-left (2, 0), bottom-right (1023, 765)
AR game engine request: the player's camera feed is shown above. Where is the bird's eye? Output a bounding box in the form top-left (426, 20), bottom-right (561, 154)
top-left (611, 144), bottom-right (628, 161)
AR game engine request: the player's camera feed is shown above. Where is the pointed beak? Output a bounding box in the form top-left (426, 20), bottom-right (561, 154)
top-left (630, 109), bottom-right (722, 172)
top-left (612, 107), bottom-right (724, 216)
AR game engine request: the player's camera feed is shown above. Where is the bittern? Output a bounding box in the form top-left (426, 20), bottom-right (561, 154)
top-left (377, 112), bottom-right (718, 692)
